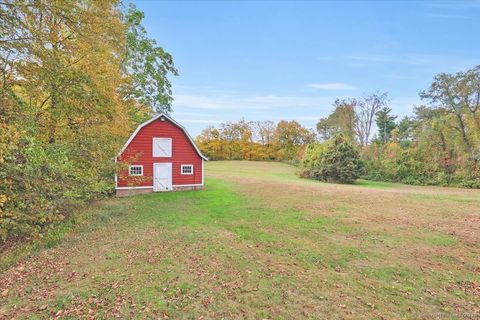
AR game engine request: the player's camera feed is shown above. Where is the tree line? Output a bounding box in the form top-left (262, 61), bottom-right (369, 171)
top-left (197, 65), bottom-right (480, 188)
top-left (362, 66), bottom-right (480, 187)
top-left (196, 120), bottom-right (316, 162)
top-left (0, 1), bottom-right (176, 244)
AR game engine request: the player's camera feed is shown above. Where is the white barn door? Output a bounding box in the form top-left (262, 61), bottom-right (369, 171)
top-left (153, 163), bottom-right (172, 192)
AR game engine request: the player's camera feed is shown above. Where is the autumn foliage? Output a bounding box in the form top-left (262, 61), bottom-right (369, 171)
top-left (195, 120), bottom-right (316, 163)
top-left (0, 1), bottom-right (176, 243)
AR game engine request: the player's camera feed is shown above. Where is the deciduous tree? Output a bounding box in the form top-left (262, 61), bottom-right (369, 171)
top-left (420, 65), bottom-right (480, 155)
top-left (317, 99), bottom-right (357, 142)
top-left (355, 92), bottom-right (389, 147)
top-left (274, 120), bottom-right (316, 161)
top-left (122, 4), bottom-right (178, 113)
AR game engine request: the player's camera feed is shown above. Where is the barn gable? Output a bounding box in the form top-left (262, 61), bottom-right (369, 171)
top-left (117, 113), bottom-right (207, 160)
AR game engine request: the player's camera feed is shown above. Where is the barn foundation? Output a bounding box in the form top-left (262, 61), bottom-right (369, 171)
top-left (116, 186), bottom-right (204, 197)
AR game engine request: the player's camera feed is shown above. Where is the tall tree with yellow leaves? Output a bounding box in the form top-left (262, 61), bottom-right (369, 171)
top-left (0, 0), bottom-right (176, 243)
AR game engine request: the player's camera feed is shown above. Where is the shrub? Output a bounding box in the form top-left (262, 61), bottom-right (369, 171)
top-left (300, 135), bottom-right (363, 184)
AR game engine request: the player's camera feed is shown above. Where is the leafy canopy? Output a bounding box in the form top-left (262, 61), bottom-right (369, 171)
top-left (122, 4), bottom-right (178, 113)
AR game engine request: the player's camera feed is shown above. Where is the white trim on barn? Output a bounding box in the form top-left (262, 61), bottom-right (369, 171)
top-left (172, 184), bottom-right (204, 187)
top-left (202, 159), bottom-right (204, 185)
top-left (116, 113), bottom-right (208, 160)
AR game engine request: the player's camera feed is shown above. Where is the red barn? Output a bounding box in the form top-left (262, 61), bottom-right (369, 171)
top-left (115, 113), bottom-right (207, 196)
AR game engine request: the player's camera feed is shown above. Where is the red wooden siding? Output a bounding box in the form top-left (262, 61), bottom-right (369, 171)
top-left (117, 118), bottom-right (203, 187)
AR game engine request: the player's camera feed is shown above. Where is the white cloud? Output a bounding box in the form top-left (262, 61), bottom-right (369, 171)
top-left (169, 87), bottom-right (426, 137)
top-left (172, 111), bottom-right (214, 117)
top-left (426, 13), bottom-right (471, 19)
top-left (176, 119), bottom-right (224, 124)
top-left (382, 73), bottom-right (414, 80)
top-left (173, 93), bottom-right (334, 111)
top-left (338, 52), bottom-right (479, 72)
top-left (425, 1), bottom-right (480, 10)
top-left (293, 115), bottom-right (321, 121)
top-left (390, 98), bottom-right (423, 117)
top-left (307, 83), bottom-right (357, 90)
top-left (346, 54), bottom-right (394, 63)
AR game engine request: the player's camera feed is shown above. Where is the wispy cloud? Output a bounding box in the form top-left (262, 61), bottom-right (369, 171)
top-left (337, 52), bottom-right (479, 71)
top-left (425, 1), bottom-right (480, 10)
top-left (173, 93), bottom-right (334, 111)
top-left (307, 83), bottom-right (357, 90)
top-left (170, 90), bottom-right (339, 134)
top-left (171, 88), bottom-right (424, 136)
top-left (390, 98), bottom-right (423, 116)
top-left (293, 115), bottom-right (322, 121)
top-left (176, 118), bottom-right (224, 124)
top-left (426, 13), bottom-right (471, 19)
top-left (318, 52), bottom-right (478, 71)
top-left (382, 73), bottom-right (414, 80)
top-left (346, 54), bottom-right (394, 63)
top-left (172, 111), bottom-right (213, 117)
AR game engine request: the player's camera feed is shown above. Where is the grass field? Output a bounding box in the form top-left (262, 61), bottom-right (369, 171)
top-left (1, 161), bottom-right (479, 319)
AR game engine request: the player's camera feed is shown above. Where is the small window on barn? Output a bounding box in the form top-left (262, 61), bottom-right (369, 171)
top-left (153, 138), bottom-right (172, 157)
top-left (181, 165), bottom-right (193, 175)
top-left (129, 165), bottom-right (143, 176)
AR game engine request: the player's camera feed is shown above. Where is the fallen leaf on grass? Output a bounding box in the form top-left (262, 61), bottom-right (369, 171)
top-left (37, 304), bottom-right (47, 311)
top-left (425, 288), bottom-right (437, 296)
top-left (202, 297), bottom-right (211, 307)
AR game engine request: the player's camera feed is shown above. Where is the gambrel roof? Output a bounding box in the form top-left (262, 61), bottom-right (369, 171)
top-left (117, 113), bottom-right (208, 160)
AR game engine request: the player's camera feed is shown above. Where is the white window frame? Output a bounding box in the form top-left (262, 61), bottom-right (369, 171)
top-left (129, 165), bottom-right (143, 176)
top-left (153, 137), bottom-right (172, 157)
top-left (181, 164), bottom-right (194, 175)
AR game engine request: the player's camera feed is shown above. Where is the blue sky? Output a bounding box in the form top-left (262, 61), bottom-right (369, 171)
top-left (132, 0), bottom-right (480, 136)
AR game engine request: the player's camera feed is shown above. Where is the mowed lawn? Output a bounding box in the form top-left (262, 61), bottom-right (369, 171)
top-left (1, 161), bottom-right (479, 319)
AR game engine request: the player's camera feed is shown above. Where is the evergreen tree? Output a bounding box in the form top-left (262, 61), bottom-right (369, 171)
top-left (375, 107), bottom-right (397, 144)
